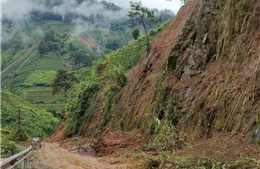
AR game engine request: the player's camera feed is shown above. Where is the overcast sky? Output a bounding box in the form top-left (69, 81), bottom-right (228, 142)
top-left (103, 0), bottom-right (183, 14)
top-left (0, 0), bottom-right (183, 14)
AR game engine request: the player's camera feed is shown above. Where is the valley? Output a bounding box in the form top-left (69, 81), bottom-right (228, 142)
top-left (1, 0), bottom-right (260, 168)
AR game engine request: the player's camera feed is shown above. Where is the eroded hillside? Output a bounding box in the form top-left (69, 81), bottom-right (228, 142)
top-left (107, 0), bottom-right (260, 137)
top-left (62, 0), bottom-right (260, 167)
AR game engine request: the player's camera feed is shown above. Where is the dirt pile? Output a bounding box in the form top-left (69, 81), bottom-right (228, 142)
top-left (94, 130), bottom-right (143, 156)
top-left (44, 118), bottom-right (66, 142)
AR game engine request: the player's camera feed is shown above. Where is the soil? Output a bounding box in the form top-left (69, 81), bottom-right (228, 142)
top-left (31, 131), bottom-right (260, 168)
top-left (44, 118), bottom-right (66, 142)
top-left (173, 133), bottom-right (260, 162)
top-left (77, 32), bottom-right (100, 52)
top-left (94, 130), bottom-right (143, 156)
top-left (30, 0), bottom-right (260, 168)
top-left (30, 142), bottom-right (131, 169)
top-left (31, 119), bottom-right (142, 168)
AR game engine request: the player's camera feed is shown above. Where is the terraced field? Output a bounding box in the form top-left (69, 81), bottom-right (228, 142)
top-left (25, 87), bottom-right (65, 111)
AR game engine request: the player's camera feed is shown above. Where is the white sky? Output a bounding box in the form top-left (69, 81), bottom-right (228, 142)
top-left (0, 0), bottom-right (183, 14)
top-left (104, 0), bottom-right (183, 14)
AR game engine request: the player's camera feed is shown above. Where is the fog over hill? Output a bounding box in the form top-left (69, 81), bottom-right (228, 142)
top-left (99, 0), bottom-right (182, 13)
top-left (1, 0), bottom-right (174, 44)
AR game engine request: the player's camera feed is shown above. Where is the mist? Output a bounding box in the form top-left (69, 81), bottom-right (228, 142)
top-left (1, 0), bottom-right (132, 42)
top-left (1, 0), bottom-right (129, 23)
top-left (1, 0), bottom-right (174, 44)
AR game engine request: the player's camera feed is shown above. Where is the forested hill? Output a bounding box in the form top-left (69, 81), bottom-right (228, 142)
top-left (2, 0), bottom-right (174, 66)
top-left (1, 0), bottom-right (174, 110)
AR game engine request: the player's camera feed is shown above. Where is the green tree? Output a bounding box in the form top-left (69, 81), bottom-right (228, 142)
top-left (128, 1), bottom-right (158, 54)
top-left (51, 69), bottom-right (78, 103)
top-left (132, 28), bottom-right (140, 40)
top-left (38, 40), bottom-right (48, 55)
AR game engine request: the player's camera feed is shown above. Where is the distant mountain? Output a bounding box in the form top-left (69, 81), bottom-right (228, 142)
top-left (1, 0), bottom-right (174, 110)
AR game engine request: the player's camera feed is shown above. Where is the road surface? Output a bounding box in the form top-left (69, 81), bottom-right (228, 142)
top-left (30, 143), bottom-right (130, 169)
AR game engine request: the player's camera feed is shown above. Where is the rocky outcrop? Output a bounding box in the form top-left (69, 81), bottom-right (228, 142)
top-left (104, 0), bottom-right (260, 140)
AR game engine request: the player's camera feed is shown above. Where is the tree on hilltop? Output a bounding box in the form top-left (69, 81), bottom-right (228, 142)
top-left (128, 1), bottom-right (160, 54)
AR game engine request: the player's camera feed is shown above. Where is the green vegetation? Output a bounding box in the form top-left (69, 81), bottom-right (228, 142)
top-left (51, 69), bottom-right (78, 103)
top-left (0, 0), bottom-right (175, 159)
top-left (132, 28), bottom-right (141, 40)
top-left (23, 87), bottom-right (65, 110)
top-left (1, 90), bottom-right (59, 157)
top-left (64, 19), bottom-right (172, 137)
top-left (142, 154), bottom-right (260, 169)
top-left (128, 1), bottom-right (160, 53)
top-left (1, 0), bottom-right (173, 113)
top-left (22, 70), bottom-right (56, 87)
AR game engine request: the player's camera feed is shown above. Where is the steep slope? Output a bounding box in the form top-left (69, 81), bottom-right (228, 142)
top-left (61, 0), bottom-right (260, 167)
top-left (62, 0), bottom-right (260, 165)
top-left (103, 0), bottom-right (260, 138)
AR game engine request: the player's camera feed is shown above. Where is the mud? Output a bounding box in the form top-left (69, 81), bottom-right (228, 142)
top-left (30, 142), bottom-right (131, 169)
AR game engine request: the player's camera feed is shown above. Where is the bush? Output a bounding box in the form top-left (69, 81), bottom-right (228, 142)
top-left (0, 140), bottom-right (17, 158)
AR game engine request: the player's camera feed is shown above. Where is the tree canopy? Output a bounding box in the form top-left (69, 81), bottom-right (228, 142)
top-left (128, 1), bottom-right (160, 54)
top-left (51, 69), bottom-right (78, 103)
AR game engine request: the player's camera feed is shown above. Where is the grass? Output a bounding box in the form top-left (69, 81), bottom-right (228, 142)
top-left (22, 70), bottom-right (57, 86)
top-left (1, 46), bottom-right (29, 68)
top-left (63, 19), bottom-right (172, 136)
top-left (1, 89), bottom-right (60, 157)
top-left (20, 53), bottom-right (65, 72)
top-left (140, 153), bottom-right (260, 169)
top-left (24, 87), bottom-right (65, 110)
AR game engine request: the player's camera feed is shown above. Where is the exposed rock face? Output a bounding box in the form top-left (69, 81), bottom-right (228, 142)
top-left (83, 0), bottom-right (260, 143)
top-left (107, 0), bottom-right (260, 138)
top-left (251, 127), bottom-right (260, 144)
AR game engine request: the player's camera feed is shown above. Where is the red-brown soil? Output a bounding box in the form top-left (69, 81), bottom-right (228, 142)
top-left (34, 0), bottom-right (260, 168)
top-left (174, 133), bottom-right (260, 162)
top-left (94, 129), bottom-right (143, 156)
top-left (77, 32), bottom-right (100, 52)
top-left (44, 118), bottom-right (66, 143)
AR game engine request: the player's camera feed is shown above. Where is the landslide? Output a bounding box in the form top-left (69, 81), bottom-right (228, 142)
top-left (104, 0), bottom-right (260, 138)
top-left (63, 0), bottom-right (260, 165)
top-left (77, 32), bottom-right (100, 52)
top-left (95, 0), bottom-right (259, 157)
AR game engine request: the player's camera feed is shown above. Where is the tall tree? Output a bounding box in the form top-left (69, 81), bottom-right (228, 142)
top-left (51, 69), bottom-right (78, 103)
top-left (128, 1), bottom-right (158, 54)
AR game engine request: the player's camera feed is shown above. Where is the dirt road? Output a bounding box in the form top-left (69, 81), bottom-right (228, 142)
top-left (30, 143), bottom-right (130, 169)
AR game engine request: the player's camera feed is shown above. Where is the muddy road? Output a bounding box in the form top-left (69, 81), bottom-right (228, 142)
top-left (30, 143), bottom-right (130, 169)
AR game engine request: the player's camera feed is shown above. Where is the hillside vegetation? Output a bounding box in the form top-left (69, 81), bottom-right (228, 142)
top-left (61, 0), bottom-right (260, 168)
top-left (0, 0), bottom-right (174, 160)
top-left (1, 89), bottom-right (59, 157)
top-left (1, 0), bottom-right (173, 111)
top-left (63, 20), bottom-right (172, 137)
